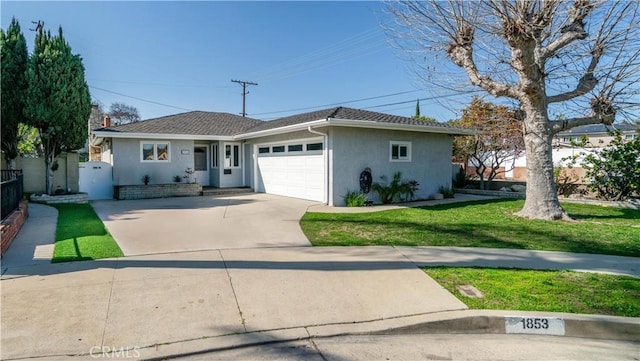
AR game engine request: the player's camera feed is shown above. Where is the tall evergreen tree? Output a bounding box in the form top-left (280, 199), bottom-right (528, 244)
top-left (415, 99), bottom-right (420, 117)
top-left (24, 26), bottom-right (90, 194)
top-left (1, 18), bottom-right (28, 169)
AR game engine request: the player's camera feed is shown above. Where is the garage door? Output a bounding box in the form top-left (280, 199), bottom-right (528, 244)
top-left (257, 141), bottom-right (325, 202)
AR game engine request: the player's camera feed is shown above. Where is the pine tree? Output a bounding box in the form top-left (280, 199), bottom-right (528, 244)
top-left (1, 18), bottom-right (28, 169)
top-left (24, 26), bottom-right (90, 194)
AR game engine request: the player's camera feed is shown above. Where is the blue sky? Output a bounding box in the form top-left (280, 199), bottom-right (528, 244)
top-left (1, 1), bottom-right (473, 122)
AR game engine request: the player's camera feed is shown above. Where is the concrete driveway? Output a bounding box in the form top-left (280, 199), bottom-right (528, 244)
top-left (91, 193), bottom-right (319, 256)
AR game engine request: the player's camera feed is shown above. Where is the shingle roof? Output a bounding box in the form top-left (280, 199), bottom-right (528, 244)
top-left (245, 106), bottom-right (462, 133)
top-left (95, 107), bottom-right (469, 138)
top-left (557, 123), bottom-right (637, 135)
top-left (95, 111), bottom-right (264, 136)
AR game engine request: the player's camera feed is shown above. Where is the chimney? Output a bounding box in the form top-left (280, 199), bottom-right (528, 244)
top-left (102, 115), bottom-right (111, 128)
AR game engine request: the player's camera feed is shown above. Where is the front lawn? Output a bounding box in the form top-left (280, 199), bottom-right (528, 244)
top-left (424, 267), bottom-right (640, 317)
top-left (300, 199), bottom-right (640, 257)
top-left (52, 204), bottom-right (124, 263)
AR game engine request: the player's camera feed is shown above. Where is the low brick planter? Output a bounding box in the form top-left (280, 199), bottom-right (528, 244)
top-left (1, 200), bottom-right (29, 256)
top-left (114, 183), bottom-right (202, 200)
top-left (31, 193), bottom-right (89, 204)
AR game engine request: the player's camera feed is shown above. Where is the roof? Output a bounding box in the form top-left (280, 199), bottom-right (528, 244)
top-left (92, 107), bottom-right (472, 140)
top-left (245, 106), bottom-right (463, 133)
top-left (557, 123), bottom-right (637, 136)
top-left (95, 111), bottom-right (263, 136)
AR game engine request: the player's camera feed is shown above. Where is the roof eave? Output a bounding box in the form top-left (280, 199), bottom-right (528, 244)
top-left (234, 119), bottom-right (329, 140)
top-left (92, 130), bottom-right (235, 141)
top-left (326, 118), bottom-right (475, 135)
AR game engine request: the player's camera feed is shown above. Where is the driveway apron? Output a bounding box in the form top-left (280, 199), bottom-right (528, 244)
top-left (91, 193), bottom-right (317, 256)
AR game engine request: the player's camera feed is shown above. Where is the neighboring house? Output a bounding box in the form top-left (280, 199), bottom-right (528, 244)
top-left (553, 122), bottom-right (638, 148)
top-left (506, 123), bottom-right (637, 181)
top-left (91, 107), bottom-right (472, 206)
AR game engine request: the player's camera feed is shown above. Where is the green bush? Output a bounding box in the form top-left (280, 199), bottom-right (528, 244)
top-left (439, 185), bottom-right (455, 198)
top-left (582, 130), bottom-right (640, 201)
top-left (553, 166), bottom-right (581, 198)
top-left (452, 167), bottom-right (472, 188)
top-left (345, 190), bottom-right (368, 207)
top-left (372, 172), bottom-right (418, 204)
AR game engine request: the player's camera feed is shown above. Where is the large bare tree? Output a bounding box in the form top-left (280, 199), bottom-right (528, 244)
top-left (386, 0), bottom-right (640, 220)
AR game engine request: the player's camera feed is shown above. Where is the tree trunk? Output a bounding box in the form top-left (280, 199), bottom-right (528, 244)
top-left (5, 158), bottom-right (16, 170)
top-left (45, 153), bottom-right (54, 195)
top-left (515, 108), bottom-right (569, 220)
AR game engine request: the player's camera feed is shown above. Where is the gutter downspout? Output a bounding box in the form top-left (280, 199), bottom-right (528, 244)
top-left (307, 125), bottom-right (331, 206)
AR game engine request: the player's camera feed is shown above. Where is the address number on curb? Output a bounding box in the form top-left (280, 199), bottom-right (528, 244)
top-left (505, 316), bottom-right (565, 335)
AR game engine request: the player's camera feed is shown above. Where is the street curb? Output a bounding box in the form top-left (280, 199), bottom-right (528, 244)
top-left (369, 310), bottom-right (640, 342)
top-left (132, 310), bottom-right (638, 360)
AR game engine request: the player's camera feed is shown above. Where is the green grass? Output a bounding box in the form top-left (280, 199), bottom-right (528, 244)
top-left (52, 204), bottom-right (124, 263)
top-left (300, 199), bottom-right (640, 257)
top-left (424, 267), bottom-right (640, 317)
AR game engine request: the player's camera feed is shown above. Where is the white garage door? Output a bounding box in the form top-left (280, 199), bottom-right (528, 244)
top-left (257, 141), bottom-right (325, 202)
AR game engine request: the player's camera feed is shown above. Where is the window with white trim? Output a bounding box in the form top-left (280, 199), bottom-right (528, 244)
top-left (211, 144), bottom-right (219, 168)
top-left (389, 141), bottom-right (411, 162)
top-left (224, 143), bottom-right (240, 168)
top-left (141, 141), bottom-right (170, 162)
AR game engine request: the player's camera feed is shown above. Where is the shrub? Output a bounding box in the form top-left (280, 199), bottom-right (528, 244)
top-left (453, 167), bottom-right (472, 188)
top-left (372, 172), bottom-right (418, 204)
top-left (439, 185), bottom-right (455, 198)
top-left (582, 130), bottom-right (640, 201)
top-left (173, 175), bottom-right (182, 183)
top-left (553, 166), bottom-right (581, 198)
top-left (345, 191), bottom-right (368, 207)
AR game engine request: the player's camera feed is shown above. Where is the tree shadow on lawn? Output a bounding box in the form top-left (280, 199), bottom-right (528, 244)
top-left (308, 218), bottom-right (639, 257)
top-left (568, 207), bottom-right (640, 222)
top-left (416, 197), bottom-right (518, 211)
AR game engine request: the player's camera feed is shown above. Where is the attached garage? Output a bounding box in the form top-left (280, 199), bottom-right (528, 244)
top-left (255, 139), bottom-right (325, 202)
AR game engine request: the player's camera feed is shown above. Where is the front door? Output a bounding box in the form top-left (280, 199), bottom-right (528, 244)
top-left (194, 145), bottom-right (209, 185)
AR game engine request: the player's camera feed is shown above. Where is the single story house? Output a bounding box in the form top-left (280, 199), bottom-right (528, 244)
top-left (91, 107), bottom-right (473, 206)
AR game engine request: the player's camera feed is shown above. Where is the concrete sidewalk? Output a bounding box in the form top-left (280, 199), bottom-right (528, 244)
top-left (0, 247), bottom-right (468, 360)
top-left (0, 203), bottom-right (56, 272)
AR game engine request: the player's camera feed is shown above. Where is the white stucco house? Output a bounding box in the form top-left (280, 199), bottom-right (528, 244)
top-left (91, 107), bottom-right (473, 206)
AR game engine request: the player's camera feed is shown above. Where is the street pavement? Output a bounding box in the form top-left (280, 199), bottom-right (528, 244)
top-left (1, 198), bottom-right (638, 360)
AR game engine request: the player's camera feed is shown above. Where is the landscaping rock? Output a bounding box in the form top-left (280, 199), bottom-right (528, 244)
top-left (499, 187), bottom-right (511, 192)
top-left (510, 185), bottom-right (526, 193)
top-left (430, 193), bottom-right (444, 200)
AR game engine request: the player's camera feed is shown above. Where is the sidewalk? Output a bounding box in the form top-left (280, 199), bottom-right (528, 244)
top-left (0, 203), bottom-right (56, 273)
top-left (1, 202), bottom-right (638, 360)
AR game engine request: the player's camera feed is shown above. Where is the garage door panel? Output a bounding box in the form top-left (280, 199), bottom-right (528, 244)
top-left (257, 153), bottom-right (324, 202)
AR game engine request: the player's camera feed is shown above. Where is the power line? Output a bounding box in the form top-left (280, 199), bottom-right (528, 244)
top-left (361, 90), bottom-right (484, 110)
top-left (89, 86), bottom-right (192, 111)
top-left (251, 89), bottom-right (425, 116)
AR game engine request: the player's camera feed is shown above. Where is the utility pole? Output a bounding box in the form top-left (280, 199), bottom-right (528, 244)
top-left (231, 79), bottom-right (258, 117)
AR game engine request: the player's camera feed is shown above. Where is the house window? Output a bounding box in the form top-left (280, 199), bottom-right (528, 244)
top-left (390, 141), bottom-right (411, 162)
top-left (272, 146), bottom-right (285, 153)
top-left (140, 142), bottom-right (170, 162)
top-left (562, 136), bottom-right (578, 143)
top-left (224, 143), bottom-right (240, 168)
top-left (211, 144), bottom-right (219, 168)
top-left (258, 147), bottom-right (270, 154)
top-left (306, 142), bottom-right (323, 151)
top-left (625, 134), bottom-right (638, 140)
top-left (288, 144), bottom-right (303, 152)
